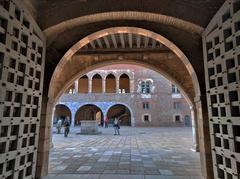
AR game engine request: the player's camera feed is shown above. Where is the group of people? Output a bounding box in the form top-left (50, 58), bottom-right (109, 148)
top-left (56, 117), bottom-right (70, 137)
top-left (56, 116), bottom-right (121, 136)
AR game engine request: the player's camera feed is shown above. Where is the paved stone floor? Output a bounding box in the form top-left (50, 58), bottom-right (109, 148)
top-left (44, 127), bottom-right (202, 179)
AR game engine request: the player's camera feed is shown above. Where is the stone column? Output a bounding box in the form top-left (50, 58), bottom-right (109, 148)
top-left (130, 79), bottom-right (134, 93)
top-left (190, 106), bottom-right (199, 152)
top-left (102, 77), bottom-right (106, 93)
top-left (88, 77), bottom-right (92, 93)
top-left (36, 97), bottom-right (54, 178)
top-left (71, 111), bottom-right (76, 127)
top-left (103, 114), bottom-right (106, 128)
top-left (194, 95), bottom-right (213, 179)
top-left (74, 80), bottom-right (78, 94)
top-left (116, 77), bottom-right (120, 93)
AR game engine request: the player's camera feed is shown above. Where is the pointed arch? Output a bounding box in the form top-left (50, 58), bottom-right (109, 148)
top-left (92, 74), bottom-right (102, 93)
top-left (78, 75), bottom-right (88, 93)
top-left (106, 73), bottom-right (116, 93)
top-left (119, 73), bottom-right (130, 93)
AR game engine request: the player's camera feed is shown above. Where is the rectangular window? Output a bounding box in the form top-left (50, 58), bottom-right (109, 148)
top-left (144, 115), bottom-right (149, 121)
top-left (175, 115), bottom-right (181, 122)
top-left (143, 102), bottom-right (149, 109)
top-left (172, 85), bottom-right (180, 94)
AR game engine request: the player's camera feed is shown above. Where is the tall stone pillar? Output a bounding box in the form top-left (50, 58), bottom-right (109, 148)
top-left (102, 77), bottom-right (106, 93)
top-left (194, 95), bottom-right (213, 179)
top-left (116, 78), bottom-right (120, 93)
top-left (190, 106), bottom-right (199, 152)
top-left (88, 77), bottom-right (92, 93)
top-left (37, 98), bottom-right (54, 178)
top-left (71, 111), bottom-right (76, 127)
top-left (74, 80), bottom-right (78, 93)
top-left (130, 79), bottom-right (134, 93)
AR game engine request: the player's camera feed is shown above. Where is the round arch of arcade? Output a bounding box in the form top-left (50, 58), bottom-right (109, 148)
top-left (53, 104), bottom-right (72, 125)
top-left (74, 104), bottom-right (104, 126)
top-left (41, 26), bottom-right (206, 179)
top-left (106, 103), bottom-right (134, 126)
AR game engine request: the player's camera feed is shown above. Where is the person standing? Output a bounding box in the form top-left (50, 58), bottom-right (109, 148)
top-left (113, 117), bottom-right (120, 135)
top-left (105, 116), bottom-right (109, 128)
top-left (56, 119), bottom-right (62, 134)
top-left (64, 117), bottom-right (70, 137)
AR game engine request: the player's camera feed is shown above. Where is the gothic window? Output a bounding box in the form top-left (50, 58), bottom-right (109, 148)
top-left (141, 81), bottom-right (151, 94)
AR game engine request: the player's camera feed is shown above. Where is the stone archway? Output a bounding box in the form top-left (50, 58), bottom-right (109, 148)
top-left (75, 104), bottom-right (104, 126)
top-left (39, 27), bottom-right (211, 179)
top-left (53, 104), bottom-right (72, 126)
top-left (106, 104), bottom-right (132, 126)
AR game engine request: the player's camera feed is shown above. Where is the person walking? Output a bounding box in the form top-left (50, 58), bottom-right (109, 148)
top-left (113, 117), bottom-right (120, 135)
top-left (56, 119), bottom-right (62, 134)
top-left (105, 116), bottom-right (109, 128)
top-left (64, 117), bottom-right (70, 137)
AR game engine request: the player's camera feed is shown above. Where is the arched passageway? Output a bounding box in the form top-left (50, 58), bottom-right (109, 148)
top-left (41, 27), bottom-right (207, 178)
top-left (75, 104), bottom-right (103, 126)
top-left (119, 74), bottom-right (130, 93)
top-left (53, 104), bottom-right (72, 126)
top-left (107, 104), bottom-right (131, 126)
top-left (92, 74), bottom-right (102, 93)
top-left (78, 75), bottom-right (88, 93)
top-left (106, 74), bottom-right (116, 93)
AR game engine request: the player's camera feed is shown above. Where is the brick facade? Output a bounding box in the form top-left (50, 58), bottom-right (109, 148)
top-left (55, 64), bottom-right (191, 127)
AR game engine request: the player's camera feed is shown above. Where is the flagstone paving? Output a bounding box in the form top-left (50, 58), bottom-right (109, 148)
top-left (45, 127), bottom-right (202, 179)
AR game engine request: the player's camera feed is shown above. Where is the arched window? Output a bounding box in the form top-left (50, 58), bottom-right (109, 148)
top-left (119, 74), bottom-right (130, 93)
top-left (92, 74), bottom-right (102, 93)
top-left (78, 75), bottom-right (88, 93)
top-left (106, 74), bottom-right (116, 93)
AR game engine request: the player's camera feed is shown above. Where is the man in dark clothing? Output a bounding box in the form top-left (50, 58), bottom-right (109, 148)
top-left (64, 117), bottom-right (70, 137)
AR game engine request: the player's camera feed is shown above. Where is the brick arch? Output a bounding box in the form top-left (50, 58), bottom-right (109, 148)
top-left (49, 27), bottom-right (201, 103)
top-left (44, 11), bottom-right (204, 46)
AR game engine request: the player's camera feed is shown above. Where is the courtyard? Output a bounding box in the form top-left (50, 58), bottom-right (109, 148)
top-left (45, 127), bottom-right (201, 179)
